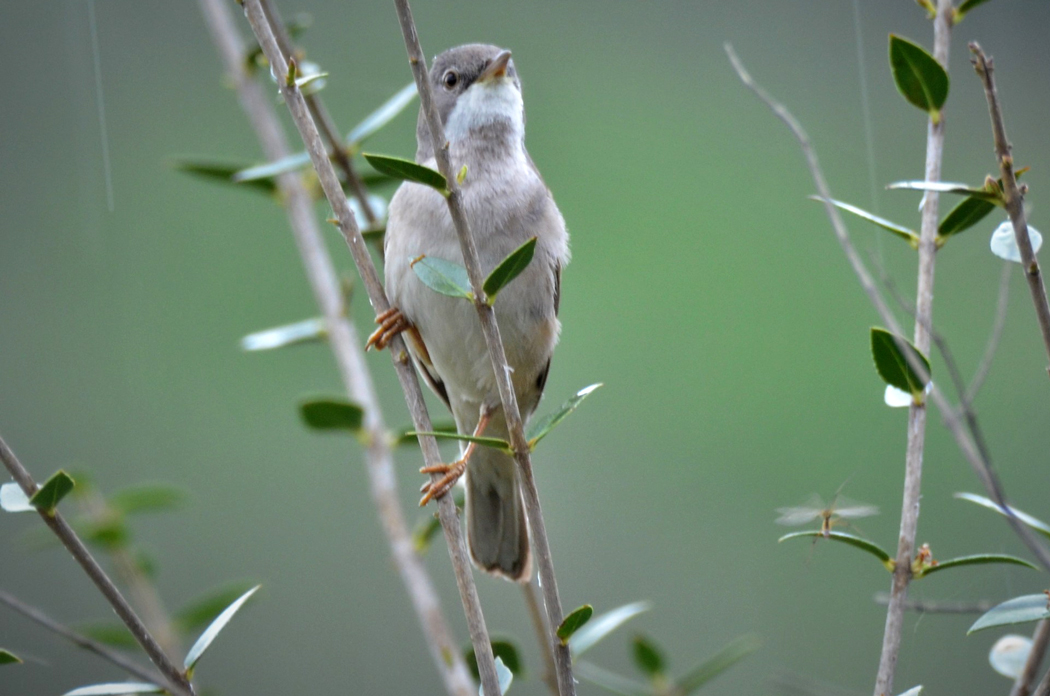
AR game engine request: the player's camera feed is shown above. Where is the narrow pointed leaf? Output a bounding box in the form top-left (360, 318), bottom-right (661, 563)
top-left (889, 35), bottom-right (949, 118)
top-left (1, 482), bottom-right (34, 513)
top-left (526, 383), bottom-right (603, 449)
top-left (0, 649), bottom-right (22, 665)
top-left (676, 635), bottom-right (761, 694)
top-left (954, 492), bottom-right (1050, 540)
top-left (184, 585), bottom-right (260, 673)
top-left (464, 639), bottom-right (523, 680)
top-left (569, 601), bottom-right (652, 658)
top-left (241, 318), bottom-right (327, 351)
top-left (871, 327), bottom-right (930, 397)
top-left (575, 661), bottom-right (649, 696)
top-left (293, 71), bottom-right (328, 91)
top-left (175, 581), bottom-right (259, 635)
top-left (63, 685), bottom-right (164, 696)
top-left (969, 594), bottom-right (1050, 634)
top-left (557, 604), bottom-right (594, 644)
top-left (631, 634), bottom-right (664, 677)
top-left (347, 83), bottom-right (418, 146)
top-left (363, 154), bottom-right (447, 194)
top-left (30, 470), bottom-right (75, 515)
top-left (411, 255), bottom-right (473, 300)
top-left (233, 152), bottom-right (313, 183)
top-left (778, 531), bottom-right (894, 570)
top-left (887, 180), bottom-right (1002, 202)
top-left (484, 237), bottom-right (537, 304)
top-left (955, 0), bottom-right (992, 21)
top-left (171, 158), bottom-right (277, 195)
top-left (811, 197), bottom-right (918, 247)
top-left (299, 398), bottom-right (364, 433)
top-left (110, 484), bottom-right (188, 515)
top-left (407, 431), bottom-right (511, 453)
top-left (897, 688), bottom-right (923, 696)
top-left (395, 421), bottom-right (457, 447)
top-left (916, 553), bottom-right (1037, 578)
top-left (77, 623), bottom-right (136, 649)
top-left (938, 196), bottom-right (996, 242)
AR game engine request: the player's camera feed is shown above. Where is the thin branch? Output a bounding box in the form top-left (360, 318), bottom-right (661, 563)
top-left (1012, 620), bottom-right (1050, 696)
top-left (970, 43), bottom-right (1050, 377)
top-left (871, 592), bottom-right (993, 614)
top-left (522, 582), bottom-right (559, 696)
top-left (202, 1), bottom-right (490, 695)
top-left (389, 3), bottom-right (576, 694)
top-left (0, 436), bottom-right (193, 696)
top-left (0, 589), bottom-right (163, 685)
top-left (967, 261), bottom-right (1012, 403)
top-left (1034, 660), bottom-right (1050, 696)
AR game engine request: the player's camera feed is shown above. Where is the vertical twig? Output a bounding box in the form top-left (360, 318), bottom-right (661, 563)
top-left (204, 1), bottom-right (498, 694)
top-left (0, 589), bottom-right (164, 685)
top-left (389, 3), bottom-right (576, 694)
top-left (1012, 620), bottom-right (1050, 696)
top-left (522, 583), bottom-right (559, 696)
top-left (0, 437), bottom-right (193, 696)
top-left (970, 43), bottom-right (1050, 376)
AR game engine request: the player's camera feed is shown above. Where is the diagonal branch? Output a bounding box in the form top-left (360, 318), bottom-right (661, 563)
top-left (970, 43), bottom-right (1050, 377)
top-left (0, 437), bottom-right (193, 696)
top-left (203, 1), bottom-right (495, 694)
top-left (389, 2), bottom-right (576, 694)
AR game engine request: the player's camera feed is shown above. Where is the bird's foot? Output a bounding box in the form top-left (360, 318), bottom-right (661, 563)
top-left (366, 307), bottom-right (410, 351)
top-left (418, 458), bottom-right (467, 506)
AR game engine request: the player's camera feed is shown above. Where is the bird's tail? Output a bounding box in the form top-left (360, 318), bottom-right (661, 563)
top-left (466, 445), bottom-right (531, 582)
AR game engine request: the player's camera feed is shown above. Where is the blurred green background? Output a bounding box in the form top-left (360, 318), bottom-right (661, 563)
top-left (3, 1), bottom-right (1050, 694)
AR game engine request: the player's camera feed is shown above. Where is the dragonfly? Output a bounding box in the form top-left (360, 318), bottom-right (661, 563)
top-left (775, 492), bottom-right (879, 538)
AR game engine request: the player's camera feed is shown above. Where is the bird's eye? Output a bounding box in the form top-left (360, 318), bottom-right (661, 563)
top-left (442, 70), bottom-right (459, 89)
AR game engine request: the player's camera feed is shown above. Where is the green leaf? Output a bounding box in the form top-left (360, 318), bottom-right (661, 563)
top-left (241, 318), bottom-right (327, 351)
top-left (569, 601), bottom-right (651, 658)
top-left (811, 197), bottom-right (918, 248)
top-left (969, 594), bottom-right (1050, 634)
top-left (30, 470), bottom-right (75, 515)
top-left (526, 383), bottom-right (603, 450)
top-left (363, 154), bottom-right (447, 194)
top-left (464, 639), bottom-right (523, 681)
top-left (299, 398), bottom-right (364, 433)
top-left (293, 71), bottom-right (328, 91)
top-left (110, 484), bottom-right (188, 515)
top-left (955, 0), bottom-right (992, 22)
top-left (954, 492), bottom-right (1050, 540)
top-left (0, 482), bottom-right (34, 513)
top-left (938, 196), bottom-right (996, 242)
top-left (407, 431), bottom-right (511, 453)
top-left (870, 327), bottom-right (931, 398)
top-left (887, 180), bottom-right (1003, 203)
top-left (395, 421), bottom-right (458, 447)
top-left (76, 623), bottom-right (137, 649)
top-left (63, 685), bottom-right (164, 696)
top-left (575, 661), bottom-right (650, 696)
top-left (889, 34), bottom-right (949, 120)
top-left (676, 635), bottom-right (761, 695)
top-left (492, 656), bottom-right (514, 695)
top-left (411, 255), bottom-right (474, 300)
top-left (174, 581), bottom-right (259, 635)
top-left (413, 490), bottom-right (463, 552)
top-left (631, 634), bottom-right (665, 677)
top-left (484, 237), bottom-right (537, 304)
top-left (171, 158), bottom-right (277, 195)
top-left (0, 649), bottom-right (22, 665)
top-left (557, 604), bottom-right (594, 644)
top-left (917, 553), bottom-right (1037, 579)
top-left (897, 687), bottom-right (923, 696)
top-left (778, 531), bottom-right (895, 570)
top-left (183, 585), bottom-right (260, 675)
top-left (347, 83), bottom-right (418, 147)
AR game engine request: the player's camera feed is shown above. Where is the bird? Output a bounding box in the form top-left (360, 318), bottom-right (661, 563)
top-left (368, 44), bottom-right (570, 582)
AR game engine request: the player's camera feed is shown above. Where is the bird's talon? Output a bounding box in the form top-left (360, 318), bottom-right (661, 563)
top-left (366, 307), bottom-right (410, 351)
top-left (418, 458), bottom-right (467, 506)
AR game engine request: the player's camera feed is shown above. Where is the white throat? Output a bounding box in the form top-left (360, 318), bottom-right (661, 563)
top-left (444, 79), bottom-right (525, 146)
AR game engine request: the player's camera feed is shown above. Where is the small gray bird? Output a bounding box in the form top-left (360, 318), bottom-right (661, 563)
top-left (369, 44), bottom-right (569, 582)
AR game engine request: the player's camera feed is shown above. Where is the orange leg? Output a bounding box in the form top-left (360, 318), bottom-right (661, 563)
top-left (366, 307), bottom-right (411, 351)
top-left (419, 409), bottom-right (493, 506)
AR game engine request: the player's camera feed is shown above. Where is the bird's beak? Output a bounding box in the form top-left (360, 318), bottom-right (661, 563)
top-left (477, 50), bottom-right (512, 84)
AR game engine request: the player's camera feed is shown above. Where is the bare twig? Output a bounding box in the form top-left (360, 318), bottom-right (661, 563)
top-left (1013, 620), bottom-right (1050, 696)
top-left (970, 43), bottom-right (1050, 376)
top-left (522, 583), bottom-right (559, 696)
top-left (967, 261), bottom-right (1012, 403)
top-left (0, 436), bottom-right (193, 696)
top-left (389, 3), bottom-right (576, 694)
top-left (871, 592), bottom-right (993, 614)
top-left (1034, 660), bottom-right (1050, 696)
top-left (0, 589), bottom-right (163, 685)
top-left (203, 1), bottom-right (493, 694)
